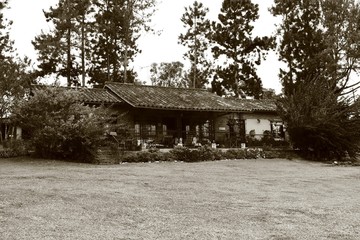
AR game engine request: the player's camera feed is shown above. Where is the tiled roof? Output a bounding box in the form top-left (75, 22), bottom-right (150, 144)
top-left (104, 83), bottom-right (277, 112)
top-left (233, 99), bottom-right (277, 112)
top-left (31, 85), bottom-right (122, 104)
top-left (76, 88), bottom-right (122, 104)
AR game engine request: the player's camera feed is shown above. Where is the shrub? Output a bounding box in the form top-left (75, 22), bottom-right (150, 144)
top-left (118, 147), bottom-right (292, 163)
top-left (246, 148), bottom-right (263, 159)
top-left (222, 149), bottom-right (246, 159)
top-left (1, 139), bottom-right (28, 156)
top-left (0, 149), bottom-right (19, 158)
top-left (121, 150), bottom-right (170, 163)
top-left (277, 77), bottom-right (360, 161)
top-left (263, 149), bottom-right (300, 159)
top-left (13, 87), bottom-right (110, 162)
top-left (169, 146), bottom-right (196, 162)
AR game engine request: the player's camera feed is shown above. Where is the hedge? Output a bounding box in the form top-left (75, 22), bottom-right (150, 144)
top-left (117, 146), bottom-right (267, 164)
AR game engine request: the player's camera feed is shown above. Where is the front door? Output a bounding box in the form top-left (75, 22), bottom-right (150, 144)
top-left (228, 119), bottom-right (246, 147)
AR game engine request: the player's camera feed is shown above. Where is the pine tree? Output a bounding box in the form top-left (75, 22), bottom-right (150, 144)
top-left (271, 0), bottom-right (325, 96)
top-left (271, 0), bottom-right (360, 96)
top-left (211, 0), bottom-right (274, 99)
top-left (273, 0), bottom-right (360, 160)
top-left (32, 0), bottom-right (93, 86)
top-left (179, 1), bottom-right (211, 89)
top-left (89, 0), bottom-right (156, 86)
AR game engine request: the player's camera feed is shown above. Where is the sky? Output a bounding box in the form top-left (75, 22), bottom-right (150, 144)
top-left (4, 0), bottom-right (282, 93)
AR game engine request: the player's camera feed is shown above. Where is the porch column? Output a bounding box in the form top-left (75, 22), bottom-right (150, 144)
top-left (176, 115), bottom-right (182, 139)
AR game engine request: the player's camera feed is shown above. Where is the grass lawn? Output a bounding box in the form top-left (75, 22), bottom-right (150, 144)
top-left (0, 157), bottom-right (359, 240)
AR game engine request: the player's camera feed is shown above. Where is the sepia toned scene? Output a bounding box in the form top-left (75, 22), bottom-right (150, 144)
top-left (1, 0), bottom-right (359, 239)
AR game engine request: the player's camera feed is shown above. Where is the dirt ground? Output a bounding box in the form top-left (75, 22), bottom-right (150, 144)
top-left (0, 157), bottom-right (359, 240)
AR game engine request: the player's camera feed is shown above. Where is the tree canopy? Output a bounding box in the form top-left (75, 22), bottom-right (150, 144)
top-left (32, 0), bottom-right (156, 87)
top-left (179, 1), bottom-right (212, 89)
top-left (273, 0), bottom-right (360, 160)
top-left (211, 0), bottom-right (274, 99)
top-left (150, 61), bottom-right (188, 88)
top-left (0, 0), bottom-right (30, 120)
top-left (272, 0), bottom-right (360, 96)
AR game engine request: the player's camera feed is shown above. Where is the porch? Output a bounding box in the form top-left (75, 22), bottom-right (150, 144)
top-left (110, 110), bottom-right (286, 150)
top-left (111, 109), bottom-right (249, 150)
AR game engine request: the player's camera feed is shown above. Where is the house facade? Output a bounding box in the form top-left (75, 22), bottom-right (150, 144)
top-left (29, 83), bottom-right (284, 149)
top-left (96, 83), bottom-right (284, 149)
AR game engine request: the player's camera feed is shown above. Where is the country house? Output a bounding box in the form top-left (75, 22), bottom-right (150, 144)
top-left (77, 83), bottom-right (284, 149)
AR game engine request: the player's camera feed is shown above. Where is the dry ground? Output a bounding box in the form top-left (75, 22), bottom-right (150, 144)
top-left (0, 157), bottom-right (359, 240)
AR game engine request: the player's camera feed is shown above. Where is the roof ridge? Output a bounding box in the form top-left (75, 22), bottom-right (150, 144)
top-left (104, 82), bottom-right (209, 92)
top-left (31, 84), bottom-right (100, 91)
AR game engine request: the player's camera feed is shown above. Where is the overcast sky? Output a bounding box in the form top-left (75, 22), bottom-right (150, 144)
top-left (5, 0), bottom-right (282, 92)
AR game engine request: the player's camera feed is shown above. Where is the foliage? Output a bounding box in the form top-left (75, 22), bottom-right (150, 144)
top-left (33, 0), bottom-right (157, 87)
top-left (170, 146), bottom-right (219, 162)
top-left (210, 0), bottom-right (274, 98)
top-left (0, 58), bottom-right (30, 119)
top-left (179, 1), bottom-right (212, 88)
top-left (88, 0), bottom-right (156, 86)
top-left (246, 131), bottom-right (289, 148)
top-left (33, 0), bottom-right (93, 86)
top-left (169, 146), bottom-right (194, 162)
top-left (272, 0), bottom-right (360, 160)
top-left (0, 1), bottom-right (31, 119)
top-left (0, 139), bottom-right (28, 158)
top-left (121, 150), bottom-right (169, 163)
top-left (119, 146), bottom-right (265, 163)
top-left (150, 61), bottom-right (188, 88)
top-left (277, 76), bottom-right (360, 160)
top-left (12, 87), bottom-right (110, 162)
top-left (222, 148), bottom-right (246, 160)
top-left (271, 0), bottom-right (360, 96)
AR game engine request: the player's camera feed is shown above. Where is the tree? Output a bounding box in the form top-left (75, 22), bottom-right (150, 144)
top-left (211, 0), bottom-right (274, 99)
top-left (150, 62), bottom-right (188, 88)
top-left (271, 0), bottom-right (326, 95)
top-left (0, 1), bottom-right (30, 121)
top-left (272, 0), bottom-right (360, 160)
top-left (33, 0), bottom-right (93, 86)
top-left (13, 87), bottom-right (110, 162)
top-left (320, 0), bottom-right (360, 95)
top-left (271, 0), bottom-right (360, 96)
top-left (89, 0), bottom-right (156, 86)
top-left (179, 1), bottom-right (212, 89)
top-left (277, 75), bottom-right (360, 160)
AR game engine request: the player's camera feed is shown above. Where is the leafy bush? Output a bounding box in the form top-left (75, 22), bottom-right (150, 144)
top-left (1, 139), bottom-right (28, 156)
top-left (277, 77), bottom-right (360, 161)
top-left (246, 148), bottom-right (263, 159)
top-left (118, 146), bottom-right (271, 163)
top-left (13, 87), bottom-right (110, 162)
top-left (169, 146), bottom-right (196, 162)
top-left (0, 149), bottom-right (20, 158)
top-left (121, 150), bottom-right (169, 163)
top-left (222, 149), bottom-right (246, 159)
top-left (246, 132), bottom-right (289, 148)
top-left (263, 150), bottom-right (299, 159)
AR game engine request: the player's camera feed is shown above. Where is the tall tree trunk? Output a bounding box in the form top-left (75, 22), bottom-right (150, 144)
top-left (193, 3), bottom-right (197, 88)
top-left (123, 1), bottom-right (129, 83)
top-left (81, 15), bottom-right (85, 87)
top-left (106, 0), bottom-right (111, 82)
top-left (81, 14), bottom-right (86, 87)
top-left (66, 0), bottom-right (71, 86)
top-left (123, 0), bottom-right (135, 83)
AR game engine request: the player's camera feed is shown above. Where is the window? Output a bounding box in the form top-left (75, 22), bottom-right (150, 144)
top-left (271, 121), bottom-right (285, 139)
top-left (142, 124), bottom-right (156, 137)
